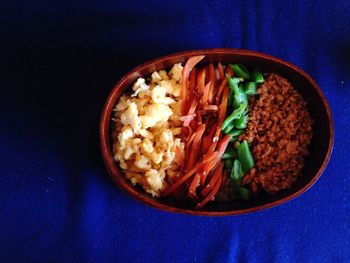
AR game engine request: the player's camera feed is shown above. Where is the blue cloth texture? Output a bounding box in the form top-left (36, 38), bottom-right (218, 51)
top-left (1, 0), bottom-right (349, 262)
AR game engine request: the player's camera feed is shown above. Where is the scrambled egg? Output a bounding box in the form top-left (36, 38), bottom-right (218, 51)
top-left (112, 64), bottom-right (184, 196)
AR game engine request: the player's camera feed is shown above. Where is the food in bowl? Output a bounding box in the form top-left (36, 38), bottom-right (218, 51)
top-left (111, 56), bottom-right (313, 208)
top-left (111, 64), bottom-right (184, 196)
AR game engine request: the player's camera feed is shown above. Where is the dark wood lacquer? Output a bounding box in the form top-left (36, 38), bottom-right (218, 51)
top-left (100, 48), bottom-right (334, 216)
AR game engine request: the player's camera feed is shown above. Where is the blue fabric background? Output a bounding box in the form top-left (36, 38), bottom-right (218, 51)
top-left (1, 0), bottom-right (349, 262)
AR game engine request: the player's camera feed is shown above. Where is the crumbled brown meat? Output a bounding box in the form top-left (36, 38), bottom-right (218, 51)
top-left (240, 73), bottom-right (313, 193)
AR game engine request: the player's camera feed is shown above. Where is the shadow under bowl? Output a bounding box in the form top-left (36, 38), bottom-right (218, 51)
top-left (100, 48), bottom-right (334, 216)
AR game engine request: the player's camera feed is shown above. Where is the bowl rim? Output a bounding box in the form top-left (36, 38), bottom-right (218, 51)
top-left (99, 48), bottom-right (334, 216)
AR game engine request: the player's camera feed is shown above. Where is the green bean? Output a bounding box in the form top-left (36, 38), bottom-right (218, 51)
top-left (226, 74), bottom-right (240, 92)
top-left (229, 136), bottom-right (238, 142)
top-left (239, 187), bottom-right (251, 200)
top-left (227, 89), bottom-right (234, 107)
top-left (237, 140), bottom-right (254, 173)
top-left (238, 82), bottom-right (245, 90)
top-left (227, 76), bottom-right (247, 106)
top-left (222, 103), bottom-right (247, 130)
top-left (223, 64), bottom-right (258, 201)
top-left (223, 121), bottom-right (235, 134)
top-left (231, 159), bottom-right (243, 181)
top-left (245, 82), bottom-right (257, 95)
top-left (222, 147), bottom-right (236, 159)
top-left (251, 69), bottom-right (264, 83)
top-left (230, 64), bottom-right (251, 79)
top-left (230, 136), bottom-right (238, 142)
top-left (235, 114), bottom-right (249, 129)
top-left (228, 129), bottom-right (244, 137)
top-left (224, 159), bottom-right (234, 172)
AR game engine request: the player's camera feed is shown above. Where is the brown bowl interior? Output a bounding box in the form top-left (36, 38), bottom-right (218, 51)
top-left (100, 49), bottom-right (333, 216)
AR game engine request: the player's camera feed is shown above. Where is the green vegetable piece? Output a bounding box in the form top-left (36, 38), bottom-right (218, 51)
top-left (237, 140), bottom-right (254, 173)
top-left (225, 126), bottom-right (245, 137)
top-left (251, 69), bottom-right (264, 83)
top-left (222, 103), bottom-right (247, 130)
top-left (229, 136), bottom-right (238, 142)
top-left (226, 76), bottom-right (248, 107)
top-left (243, 107), bottom-right (249, 115)
top-left (235, 114), bottom-right (249, 129)
top-left (230, 64), bottom-right (251, 79)
top-left (226, 74), bottom-right (239, 87)
top-left (245, 82), bottom-right (257, 95)
top-left (228, 129), bottom-right (244, 137)
top-left (222, 147), bottom-right (236, 159)
top-left (235, 83), bottom-right (247, 107)
top-left (224, 159), bottom-right (234, 172)
top-left (238, 82), bottom-right (245, 90)
top-left (227, 89), bottom-right (234, 107)
top-left (234, 141), bottom-right (240, 149)
top-left (239, 187), bottom-right (251, 200)
top-left (231, 159), bottom-right (243, 181)
top-left (223, 121), bottom-right (235, 134)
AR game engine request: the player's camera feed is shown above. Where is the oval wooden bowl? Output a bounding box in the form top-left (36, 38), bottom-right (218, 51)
top-left (100, 48), bottom-right (334, 216)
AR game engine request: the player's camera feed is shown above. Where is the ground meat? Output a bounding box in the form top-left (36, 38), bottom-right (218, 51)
top-left (239, 73), bottom-right (313, 193)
